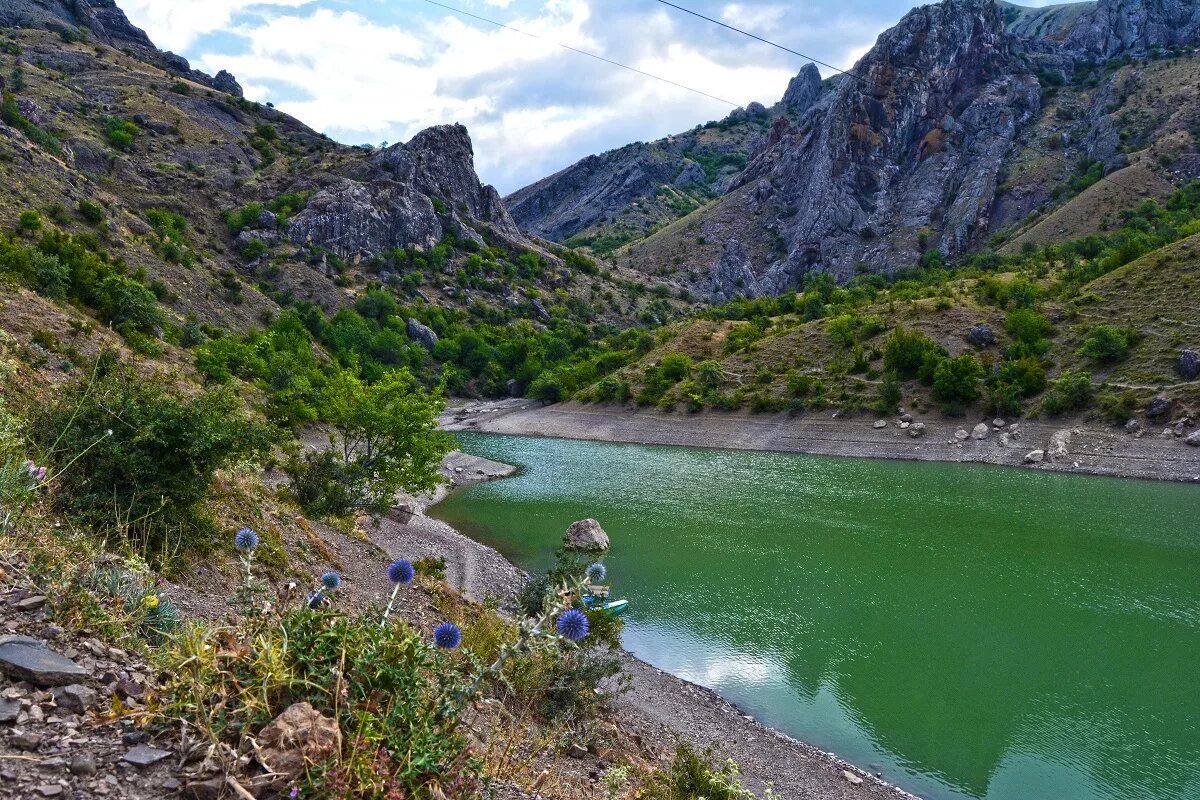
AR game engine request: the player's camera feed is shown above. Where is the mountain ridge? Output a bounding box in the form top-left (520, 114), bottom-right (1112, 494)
top-left (510, 0), bottom-right (1200, 301)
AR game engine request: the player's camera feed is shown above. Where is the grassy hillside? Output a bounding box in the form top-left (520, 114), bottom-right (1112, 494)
top-left (577, 183), bottom-right (1200, 424)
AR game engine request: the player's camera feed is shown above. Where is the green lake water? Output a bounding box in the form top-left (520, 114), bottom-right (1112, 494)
top-left (432, 433), bottom-right (1200, 800)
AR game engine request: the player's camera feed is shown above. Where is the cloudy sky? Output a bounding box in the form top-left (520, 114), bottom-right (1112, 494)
top-left (117, 0), bottom-right (1049, 194)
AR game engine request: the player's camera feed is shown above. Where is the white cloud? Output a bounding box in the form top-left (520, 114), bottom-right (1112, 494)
top-left (720, 3), bottom-right (788, 32)
top-left (119, 0), bottom-right (909, 192)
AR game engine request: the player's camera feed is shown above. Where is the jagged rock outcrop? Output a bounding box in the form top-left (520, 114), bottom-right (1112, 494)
top-left (725, 0), bottom-right (1040, 285)
top-left (289, 124), bottom-right (529, 261)
top-left (505, 64), bottom-right (825, 244)
top-left (0, 0), bottom-right (153, 50)
top-left (1068, 0), bottom-right (1200, 57)
top-left (782, 63), bottom-right (822, 116)
top-left (213, 70), bottom-right (243, 97)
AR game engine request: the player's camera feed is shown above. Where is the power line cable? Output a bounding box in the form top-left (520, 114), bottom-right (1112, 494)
top-left (417, 0), bottom-right (739, 106)
top-left (649, 0), bottom-right (862, 83)
top-left (652, 0), bottom-right (1158, 198)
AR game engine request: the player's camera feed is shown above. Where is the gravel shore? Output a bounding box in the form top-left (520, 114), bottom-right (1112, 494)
top-left (443, 399), bottom-right (1200, 483)
top-left (406, 451), bottom-right (915, 800)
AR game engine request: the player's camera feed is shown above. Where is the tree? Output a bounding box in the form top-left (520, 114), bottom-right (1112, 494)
top-left (293, 369), bottom-right (451, 515)
top-left (883, 328), bottom-right (945, 379)
top-left (932, 354), bottom-right (985, 406)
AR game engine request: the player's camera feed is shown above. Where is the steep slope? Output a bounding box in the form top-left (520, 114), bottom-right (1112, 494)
top-left (0, 0), bottom-right (683, 350)
top-left (626, 0), bottom-right (1041, 296)
top-left (505, 64), bottom-right (826, 253)
top-left (516, 0), bottom-right (1200, 302)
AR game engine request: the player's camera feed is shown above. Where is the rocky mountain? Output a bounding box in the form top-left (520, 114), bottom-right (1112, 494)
top-left (514, 0), bottom-right (1200, 300)
top-left (505, 63), bottom-right (826, 253)
top-left (0, 0), bottom-right (682, 345)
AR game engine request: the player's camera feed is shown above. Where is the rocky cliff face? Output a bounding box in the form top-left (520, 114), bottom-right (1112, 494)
top-left (704, 0), bottom-right (1040, 295)
top-left (505, 65), bottom-right (827, 250)
top-left (1068, 0), bottom-right (1200, 57)
top-left (290, 124), bottom-right (530, 261)
top-left (0, 0), bottom-right (153, 50)
top-left (0, 0), bottom-right (246, 96)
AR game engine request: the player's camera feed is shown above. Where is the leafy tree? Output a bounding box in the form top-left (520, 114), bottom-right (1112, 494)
top-left (932, 353), bottom-right (985, 406)
top-left (290, 369), bottom-right (451, 515)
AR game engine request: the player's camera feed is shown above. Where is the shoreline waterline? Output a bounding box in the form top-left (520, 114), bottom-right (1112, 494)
top-left (423, 446), bottom-right (920, 800)
top-left (431, 433), bottom-right (1200, 800)
top-left (440, 399), bottom-right (1200, 484)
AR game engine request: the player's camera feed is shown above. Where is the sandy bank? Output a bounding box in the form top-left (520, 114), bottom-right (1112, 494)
top-left (443, 399), bottom-right (1200, 483)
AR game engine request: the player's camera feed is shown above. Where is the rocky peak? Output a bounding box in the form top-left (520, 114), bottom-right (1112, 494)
top-left (371, 124), bottom-right (519, 237)
top-left (0, 0), bottom-right (153, 50)
top-left (289, 124), bottom-right (532, 261)
top-left (1067, 0), bottom-right (1200, 57)
top-left (713, 0), bottom-right (1039, 291)
top-left (782, 63), bottom-right (822, 116)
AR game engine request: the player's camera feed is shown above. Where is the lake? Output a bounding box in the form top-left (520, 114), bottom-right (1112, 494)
top-left (432, 433), bottom-right (1200, 800)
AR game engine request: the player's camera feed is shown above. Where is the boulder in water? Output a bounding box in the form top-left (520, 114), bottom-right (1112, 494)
top-left (563, 519), bottom-right (609, 552)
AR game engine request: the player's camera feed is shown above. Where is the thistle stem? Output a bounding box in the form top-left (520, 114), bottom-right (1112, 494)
top-left (381, 583), bottom-right (401, 627)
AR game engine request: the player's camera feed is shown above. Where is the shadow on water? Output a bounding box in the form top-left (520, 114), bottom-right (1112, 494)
top-left (432, 433), bottom-right (1200, 800)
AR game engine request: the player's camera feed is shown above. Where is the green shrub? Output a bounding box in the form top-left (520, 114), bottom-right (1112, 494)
top-left (1042, 369), bottom-right (1093, 415)
top-left (29, 251), bottom-right (69, 302)
top-left (104, 117), bottom-right (139, 150)
top-left (873, 370), bottom-right (902, 415)
top-left (77, 200), bottom-right (105, 226)
top-left (237, 238), bottom-right (267, 261)
top-left (94, 274), bottom-right (164, 334)
top-left (932, 353), bottom-right (985, 406)
top-left (31, 357), bottom-right (271, 559)
top-left (640, 744), bottom-right (754, 800)
top-left (883, 328), bottom-right (945, 379)
top-left (529, 371), bottom-right (566, 404)
top-left (18, 210), bottom-right (41, 232)
top-left (659, 353), bottom-right (693, 382)
top-left (1078, 325), bottom-right (1139, 364)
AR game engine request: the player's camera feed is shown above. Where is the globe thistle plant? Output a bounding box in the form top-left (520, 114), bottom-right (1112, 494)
top-left (234, 527), bottom-right (259, 590)
top-left (234, 527), bottom-right (259, 551)
top-left (586, 562), bottom-right (607, 583)
top-left (305, 571), bottom-right (341, 611)
top-left (433, 622), bottom-right (462, 649)
top-left (381, 558), bottom-right (415, 625)
top-left (556, 608), bottom-right (590, 642)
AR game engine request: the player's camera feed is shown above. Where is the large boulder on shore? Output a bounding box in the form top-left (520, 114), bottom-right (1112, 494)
top-left (563, 519), bottom-right (609, 552)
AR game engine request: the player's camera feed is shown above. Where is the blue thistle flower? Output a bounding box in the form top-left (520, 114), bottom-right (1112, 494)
top-left (320, 571), bottom-right (341, 590)
top-left (433, 622), bottom-right (462, 649)
top-left (234, 527), bottom-right (259, 551)
top-left (387, 559), bottom-right (414, 585)
top-left (556, 609), bottom-right (589, 642)
top-left (586, 562), bottom-right (607, 583)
